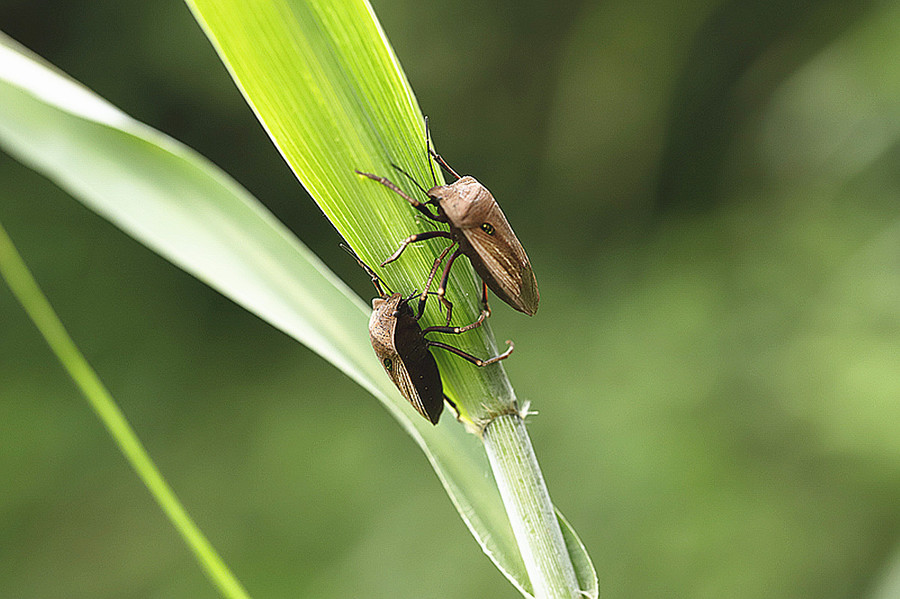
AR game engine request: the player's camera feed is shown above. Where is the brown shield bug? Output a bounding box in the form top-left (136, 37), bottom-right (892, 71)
top-left (355, 121), bottom-right (539, 321)
top-left (343, 245), bottom-right (514, 425)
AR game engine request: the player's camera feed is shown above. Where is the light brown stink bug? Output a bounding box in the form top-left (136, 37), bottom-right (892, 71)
top-left (343, 245), bottom-right (513, 425)
top-left (355, 123), bottom-right (539, 321)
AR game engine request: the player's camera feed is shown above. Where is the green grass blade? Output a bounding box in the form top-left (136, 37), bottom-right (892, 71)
top-left (0, 220), bottom-right (251, 599)
top-left (185, 0), bottom-right (518, 424)
top-left (185, 0), bottom-right (594, 594)
top-left (0, 32), bottom-right (552, 595)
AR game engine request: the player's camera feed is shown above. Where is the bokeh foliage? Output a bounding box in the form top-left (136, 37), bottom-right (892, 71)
top-left (1, 1), bottom-right (898, 598)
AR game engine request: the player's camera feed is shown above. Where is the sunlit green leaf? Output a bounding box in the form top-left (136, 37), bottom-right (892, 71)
top-left (0, 29), bottom-right (596, 597)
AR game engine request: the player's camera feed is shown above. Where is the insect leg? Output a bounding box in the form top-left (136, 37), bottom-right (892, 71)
top-left (415, 242), bottom-right (457, 319)
top-left (381, 230), bottom-right (453, 266)
top-left (436, 247), bottom-right (463, 325)
top-left (355, 170), bottom-right (443, 222)
top-left (422, 308), bottom-right (487, 335)
top-left (426, 340), bottom-right (514, 367)
top-left (480, 280), bottom-right (491, 317)
top-left (423, 280), bottom-right (492, 328)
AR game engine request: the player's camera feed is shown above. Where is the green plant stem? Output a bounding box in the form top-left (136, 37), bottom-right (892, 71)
top-left (482, 413), bottom-right (580, 599)
top-left (0, 220), bottom-right (250, 599)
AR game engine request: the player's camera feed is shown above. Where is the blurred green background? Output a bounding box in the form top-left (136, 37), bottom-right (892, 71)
top-left (2, 1), bottom-right (899, 598)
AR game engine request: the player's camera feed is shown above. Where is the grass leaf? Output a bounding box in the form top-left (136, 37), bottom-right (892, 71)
top-left (0, 4), bottom-right (596, 593)
top-left (187, 0), bottom-right (519, 423)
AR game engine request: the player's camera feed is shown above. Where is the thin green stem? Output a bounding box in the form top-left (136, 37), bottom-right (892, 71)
top-left (482, 413), bottom-right (580, 599)
top-left (0, 220), bottom-right (250, 599)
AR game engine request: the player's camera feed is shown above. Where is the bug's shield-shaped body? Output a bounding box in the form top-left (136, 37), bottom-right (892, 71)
top-left (369, 294), bottom-right (444, 424)
top-left (429, 176), bottom-right (540, 316)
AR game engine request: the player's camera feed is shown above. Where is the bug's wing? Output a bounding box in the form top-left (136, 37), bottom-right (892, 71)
top-left (393, 323), bottom-right (444, 424)
top-left (463, 208), bottom-right (539, 315)
top-left (370, 300), bottom-right (445, 424)
top-left (388, 354), bottom-right (444, 424)
top-left (389, 360), bottom-right (434, 422)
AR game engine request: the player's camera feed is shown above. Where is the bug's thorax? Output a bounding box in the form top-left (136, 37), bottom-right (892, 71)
top-left (369, 293), bottom-right (402, 354)
top-left (428, 176), bottom-right (498, 230)
top-left (369, 293), bottom-right (423, 352)
top-left (370, 294), bottom-right (401, 325)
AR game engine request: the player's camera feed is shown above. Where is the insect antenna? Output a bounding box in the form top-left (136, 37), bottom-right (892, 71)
top-left (424, 118), bottom-right (461, 181)
top-left (428, 147), bottom-right (461, 180)
top-left (425, 115), bottom-right (438, 187)
top-left (390, 162), bottom-right (431, 198)
top-left (340, 243), bottom-right (393, 296)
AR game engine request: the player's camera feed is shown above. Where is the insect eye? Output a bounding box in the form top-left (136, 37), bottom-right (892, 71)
top-left (481, 223), bottom-right (495, 235)
top-left (383, 357), bottom-right (393, 371)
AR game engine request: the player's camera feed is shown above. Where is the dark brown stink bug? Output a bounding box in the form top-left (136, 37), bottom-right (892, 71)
top-left (355, 126), bottom-right (539, 320)
top-left (344, 245), bottom-right (513, 425)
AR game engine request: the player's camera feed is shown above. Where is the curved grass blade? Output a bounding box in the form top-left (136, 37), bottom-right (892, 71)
top-left (0, 32), bottom-right (522, 595)
top-left (184, 0), bottom-right (594, 594)
top-left (184, 0), bottom-right (517, 424)
top-left (0, 220), bottom-right (251, 599)
top-left (0, 22), bottom-right (596, 598)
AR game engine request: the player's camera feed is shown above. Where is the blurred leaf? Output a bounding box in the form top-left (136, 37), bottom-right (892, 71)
top-left (869, 542), bottom-right (900, 599)
top-left (0, 221), bottom-right (250, 599)
top-left (759, 1), bottom-right (900, 189)
top-left (0, 28), bottom-right (595, 598)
